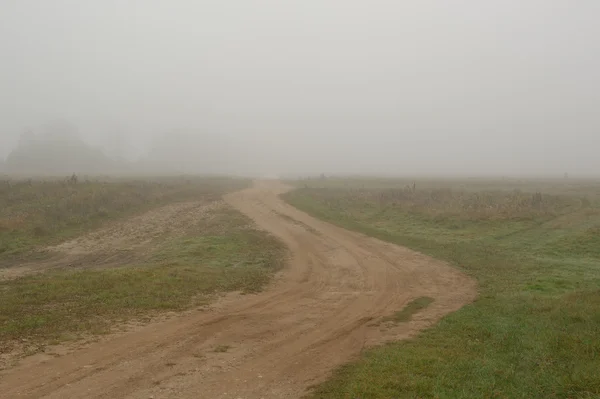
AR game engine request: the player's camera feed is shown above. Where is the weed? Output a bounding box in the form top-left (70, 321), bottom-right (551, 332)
top-left (214, 345), bottom-right (231, 353)
top-left (381, 297), bottom-right (434, 324)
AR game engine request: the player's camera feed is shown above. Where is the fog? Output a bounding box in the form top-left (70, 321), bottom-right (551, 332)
top-left (1, 1), bottom-right (599, 177)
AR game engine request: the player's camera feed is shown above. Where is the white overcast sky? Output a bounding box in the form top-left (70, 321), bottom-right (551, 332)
top-left (1, 1), bottom-right (599, 175)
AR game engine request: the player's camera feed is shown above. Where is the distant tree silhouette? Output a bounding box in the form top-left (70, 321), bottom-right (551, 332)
top-left (18, 129), bottom-right (36, 147)
top-left (6, 120), bottom-right (115, 175)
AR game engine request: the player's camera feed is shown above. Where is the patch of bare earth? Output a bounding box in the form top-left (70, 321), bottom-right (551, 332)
top-left (0, 200), bottom-right (224, 281)
top-left (0, 181), bottom-right (477, 399)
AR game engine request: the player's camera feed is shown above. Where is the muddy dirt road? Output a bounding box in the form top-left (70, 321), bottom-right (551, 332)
top-left (0, 181), bottom-right (476, 399)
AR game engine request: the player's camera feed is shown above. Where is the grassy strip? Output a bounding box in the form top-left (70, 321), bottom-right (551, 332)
top-left (382, 297), bottom-right (435, 323)
top-left (0, 204), bottom-right (286, 352)
top-left (0, 176), bottom-right (249, 259)
top-left (284, 182), bottom-right (600, 398)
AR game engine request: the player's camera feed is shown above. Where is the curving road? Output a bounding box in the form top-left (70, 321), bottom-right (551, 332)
top-left (0, 181), bottom-right (476, 399)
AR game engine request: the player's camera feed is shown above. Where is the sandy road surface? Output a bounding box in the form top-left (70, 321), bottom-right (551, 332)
top-left (0, 181), bottom-right (476, 399)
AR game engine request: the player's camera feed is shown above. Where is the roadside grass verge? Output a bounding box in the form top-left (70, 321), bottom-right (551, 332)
top-left (0, 176), bottom-right (249, 260)
top-left (284, 178), bottom-right (600, 398)
top-left (0, 201), bottom-right (286, 355)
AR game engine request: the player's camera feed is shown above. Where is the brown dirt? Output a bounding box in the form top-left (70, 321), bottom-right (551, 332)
top-left (0, 181), bottom-right (477, 399)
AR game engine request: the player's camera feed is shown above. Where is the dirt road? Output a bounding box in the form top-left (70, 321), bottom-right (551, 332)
top-left (0, 181), bottom-right (476, 399)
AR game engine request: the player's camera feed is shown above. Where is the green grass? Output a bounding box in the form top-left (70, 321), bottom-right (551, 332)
top-left (382, 297), bottom-right (435, 324)
top-left (0, 176), bottom-right (249, 260)
top-left (284, 178), bottom-right (600, 398)
top-left (0, 203), bottom-right (286, 351)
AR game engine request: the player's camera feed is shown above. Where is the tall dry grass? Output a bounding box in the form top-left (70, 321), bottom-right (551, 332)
top-left (0, 176), bottom-right (248, 259)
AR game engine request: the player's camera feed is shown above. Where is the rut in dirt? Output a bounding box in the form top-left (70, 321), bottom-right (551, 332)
top-left (0, 181), bottom-right (477, 399)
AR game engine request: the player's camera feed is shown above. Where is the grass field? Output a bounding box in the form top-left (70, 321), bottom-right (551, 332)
top-left (0, 176), bottom-right (249, 260)
top-left (0, 177), bottom-right (286, 361)
top-left (284, 177), bottom-right (600, 398)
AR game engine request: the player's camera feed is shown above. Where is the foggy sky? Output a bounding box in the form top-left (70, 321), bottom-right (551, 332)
top-left (1, 1), bottom-right (599, 176)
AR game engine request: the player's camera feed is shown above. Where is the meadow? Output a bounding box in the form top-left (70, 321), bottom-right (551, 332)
top-left (284, 177), bottom-right (600, 398)
top-left (0, 176), bottom-right (248, 259)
